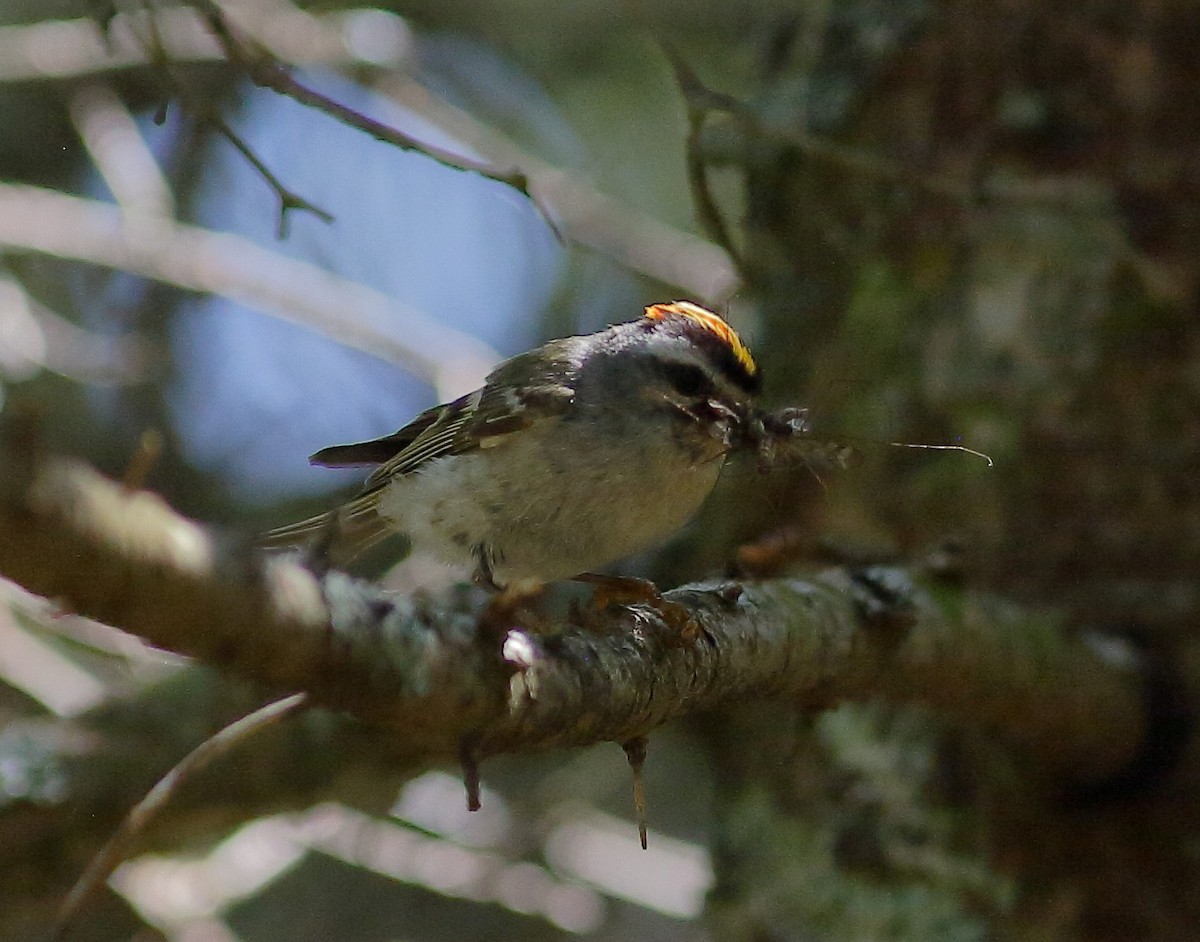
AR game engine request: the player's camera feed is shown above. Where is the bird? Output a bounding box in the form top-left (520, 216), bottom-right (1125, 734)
top-left (262, 301), bottom-right (761, 589)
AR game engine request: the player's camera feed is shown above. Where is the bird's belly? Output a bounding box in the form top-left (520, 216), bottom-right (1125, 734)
top-left (376, 435), bottom-right (725, 584)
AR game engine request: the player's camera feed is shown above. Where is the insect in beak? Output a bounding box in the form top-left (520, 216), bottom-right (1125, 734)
top-left (689, 398), bottom-right (743, 446)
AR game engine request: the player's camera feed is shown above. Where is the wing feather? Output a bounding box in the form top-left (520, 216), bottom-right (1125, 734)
top-left (362, 389), bottom-right (484, 489)
top-left (257, 492), bottom-right (393, 561)
top-left (310, 408), bottom-right (441, 467)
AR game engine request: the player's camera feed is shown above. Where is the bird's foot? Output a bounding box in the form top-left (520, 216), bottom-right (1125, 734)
top-left (477, 578), bottom-right (548, 638)
top-left (572, 573), bottom-right (698, 643)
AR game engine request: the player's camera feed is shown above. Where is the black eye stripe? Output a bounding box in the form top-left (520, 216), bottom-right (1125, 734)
top-left (662, 361), bottom-right (715, 398)
top-left (635, 315), bottom-right (761, 395)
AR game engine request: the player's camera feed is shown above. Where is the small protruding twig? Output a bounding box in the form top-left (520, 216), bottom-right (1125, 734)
top-left (460, 736), bottom-right (482, 812)
top-left (204, 110), bottom-right (335, 238)
top-left (622, 736), bottom-right (650, 850)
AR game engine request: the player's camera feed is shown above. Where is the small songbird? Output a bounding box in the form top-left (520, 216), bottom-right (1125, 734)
top-left (263, 301), bottom-right (761, 587)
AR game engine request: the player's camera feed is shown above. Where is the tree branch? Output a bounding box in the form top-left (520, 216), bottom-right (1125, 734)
top-left (52, 691), bottom-right (309, 940)
top-left (0, 6), bottom-right (741, 303)
top-left (0, 182), bottom-right (498, 397)
top-left (0, 428), bottom-right (1149, 784)
top-left (659, 40), bottom-right (744, 269)
top-left (184, 0), bottom-right (540, 214)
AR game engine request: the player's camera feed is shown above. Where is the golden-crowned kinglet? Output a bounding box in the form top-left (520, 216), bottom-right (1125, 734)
top-left (265, 301), bottom-right (761, 586)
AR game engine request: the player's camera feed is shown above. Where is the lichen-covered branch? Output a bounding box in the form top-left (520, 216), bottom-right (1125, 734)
top-left (0, 431), bottom-right (1149, 784)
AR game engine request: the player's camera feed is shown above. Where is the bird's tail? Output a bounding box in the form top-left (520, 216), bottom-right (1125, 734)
top-left (258, 492), bottom-right (395, 564)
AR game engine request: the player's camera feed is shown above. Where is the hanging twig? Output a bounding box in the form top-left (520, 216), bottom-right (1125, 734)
top-left (134, 0), bottom-right (334, 236)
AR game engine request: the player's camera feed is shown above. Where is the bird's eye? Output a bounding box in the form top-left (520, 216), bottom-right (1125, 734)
top-left (661, 361), bottom-right (714, 398)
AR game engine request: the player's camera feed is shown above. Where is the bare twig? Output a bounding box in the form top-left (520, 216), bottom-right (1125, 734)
top-left (382, 76), bottom-right (741, 303)
top-left (622, 736), bottom-right (650, 850)
top-left (459, 737), bottom-right (482, 812)
top-left (656, 35), bottom-right (1116, 219)
top-left (53, 692), bottom-right (309, 941)
top-left (132, 0), bottom-right (334, 236)
top-left (0, 671), bottom-right (413, 942)
top-left (186, 0), bottom-right (540, 215)
top-left (0, 8), bottom-right (741, 302)
top-left (205, 108), bottom-right (335, 236)
top-left (659, 41), bottom-right (744, 268)
top-left (201, 0), bottom-right (741, 300)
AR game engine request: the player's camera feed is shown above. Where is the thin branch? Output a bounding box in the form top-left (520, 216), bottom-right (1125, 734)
top-left (657, 35), bottom-right (1117, 218)
top-left (0, 669), bottom-right (415, 941)
top-left (0, 182), bottom-right (498, 397)
top-left (0, 8), bottom-right (742, 303)
top-left (203, 108), bottom-right (335, 236)
top-left (132, 0), bottom-right (333, 236)
top-left (186, 0), bottom-right (540, 214)
top-left (53, 692), bottom-right (309, 942)
top-left (659, 40), bottom-right (744, 268)
top-left (381, 75), bottom-right (741, 303)
top-left (68, 81), bottom-right (176, 217)
top-left (0, 435), bottom-right (1149, 784)
top-left (193, 0), bottom-right (740, 301)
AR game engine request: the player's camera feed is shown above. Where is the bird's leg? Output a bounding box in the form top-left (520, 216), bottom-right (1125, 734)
top-left (477, 581), bottom-right (548, 638)
top-left (572, 572), bottom-right (698, 642)
top-left (472, 542), bottom-right (501, 592)
top-left (473, 543), bottom-right (548, 634)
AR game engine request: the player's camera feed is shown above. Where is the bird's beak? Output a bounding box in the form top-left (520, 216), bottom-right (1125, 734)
top-left (703, 399), bottom-right (744, 446)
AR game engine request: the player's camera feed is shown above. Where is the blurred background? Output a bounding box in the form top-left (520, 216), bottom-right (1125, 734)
top-left (2, 0), bottom-right (1199, 940)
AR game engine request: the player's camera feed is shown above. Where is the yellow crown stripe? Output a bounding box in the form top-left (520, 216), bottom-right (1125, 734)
top-left (644, 301), bottom-right (757, 376)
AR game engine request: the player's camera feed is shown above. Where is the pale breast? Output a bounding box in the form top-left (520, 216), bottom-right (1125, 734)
top-left (376, 421), bottom-right (726, 584)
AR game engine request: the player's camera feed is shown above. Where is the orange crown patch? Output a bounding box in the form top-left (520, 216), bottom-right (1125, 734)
top-left (644, 301), bottom-right (757, 378)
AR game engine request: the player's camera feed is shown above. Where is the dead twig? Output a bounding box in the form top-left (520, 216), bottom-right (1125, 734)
top-left (183, 0), bottom-right (550, 226)
top-left (659, 40), bottom-right (745, 268)
top-left (53, 692), bottom-right (309, 941)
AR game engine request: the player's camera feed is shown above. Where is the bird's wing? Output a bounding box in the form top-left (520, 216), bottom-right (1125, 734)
top-left (308, 406), bottom-right (443, 467)
top-left (355, 341), bottom-right (581, 492)
top-left (258, 340), bottom-right (580, 559)
top-left (255, 490), bottom-right (395, 560)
